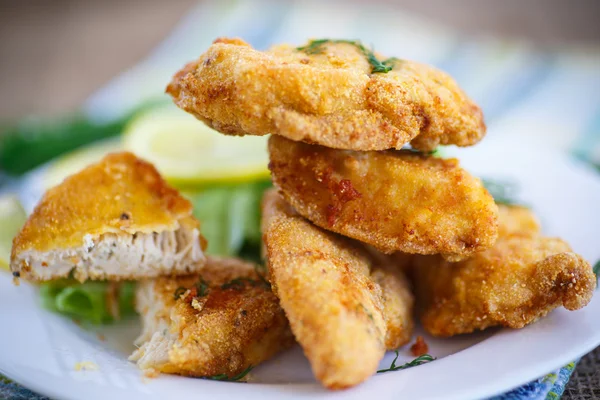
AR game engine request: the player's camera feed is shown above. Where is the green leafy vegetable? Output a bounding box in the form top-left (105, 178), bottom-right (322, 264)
top-left (377, 352), bottom-right (436, 374)
top-left (39, 280), bottom-right (135, 325)
top-left (202, 365), bottom-right (253, 382)
top-left (37, 177), bottom-right (270, 325)
top-left (187, 180), bottom-right (271, 261)
top-left (481, 178), bottom-right (521, 206)
top-left (297, 39), bottom-right (399, 74)
top-left (0, 100), bottom-right (166, 176)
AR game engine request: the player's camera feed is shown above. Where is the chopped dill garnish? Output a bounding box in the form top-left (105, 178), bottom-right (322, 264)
top-left (296, 39), bottom-right (330, 54)
top-left (358, 303), bottom-right (375, 322)
top-left (202, 365), bottom-right (254, 382)
top-left (377, 352), bottom-right (436, 374)
top-left (195, 278), bottom-right (210, 297)
top-left (173, 287), bottom-right (187, 300)
top-left (297, 39), bottom-right (398, 74)
top-left (174, 278), bottom-right (210, 300)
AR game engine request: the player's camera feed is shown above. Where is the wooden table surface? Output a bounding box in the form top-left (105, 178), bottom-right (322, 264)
top-left (1, 0), bottom-right (599, 120)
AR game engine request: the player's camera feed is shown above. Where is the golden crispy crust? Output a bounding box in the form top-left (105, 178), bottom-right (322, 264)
top-left (167, 38), bottom-right (485, 152)
top-left (413, 206), bottom-right (596, 337)
top-left (370, 262), bottom-right (414, 350)
top-left (12, 152), bottom-right (197, 256)
top-left (144, 256), bottom-right (294, 377)
top-left (261, 190), bottom-right (413, 389)
top-left (496, 204), bottom-right (540, 238)
top-left (268, 135), bottom-right (498, 261)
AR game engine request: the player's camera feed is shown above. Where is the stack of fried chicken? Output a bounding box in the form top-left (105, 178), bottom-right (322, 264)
top-left (11, 37), bottom-right (596, 391)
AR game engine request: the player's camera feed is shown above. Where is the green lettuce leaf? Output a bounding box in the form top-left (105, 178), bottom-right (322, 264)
top-left (37, 178), bottom-right (270, 325)
top-left (39, 280), bottom-right (136, 325)
top-left (187, 179), bottom-right (271, 261)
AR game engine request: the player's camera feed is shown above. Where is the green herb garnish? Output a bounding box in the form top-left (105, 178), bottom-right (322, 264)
top-left (195, 278), bottom-right (210, 297)
top-left (297, 39), bottom-right (398, 74)
top-left (481, 178), bottom-right (521, 206)
top-left (173, 287), bottom-right (187, 300)
top-left (174, 278), bottom-right (210, 300)
top-left (377, 352), bottom-right (436, 374)
top-left (357, 303), bottom-right (375, 323)
top-left (202, 365), bottom-right (254, 382)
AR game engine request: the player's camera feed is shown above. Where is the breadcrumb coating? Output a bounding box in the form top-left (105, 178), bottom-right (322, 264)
top-left (167, 37), bottom-right (485, 152)
top-left (413, 205), bottom-right (596, 337)
top-left (268, 135), bottom-right (498, 261)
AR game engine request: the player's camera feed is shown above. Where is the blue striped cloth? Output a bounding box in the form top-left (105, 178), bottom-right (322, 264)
top-left (3, 1), bottom-right (599, 398)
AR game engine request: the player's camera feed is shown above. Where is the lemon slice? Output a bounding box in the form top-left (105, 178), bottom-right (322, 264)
top-left (0, 195), bottom-right (26, 270)
top-left (43, 138), bottom-right (122, 189)
top-left (122, 106), bottom-right (270, 185)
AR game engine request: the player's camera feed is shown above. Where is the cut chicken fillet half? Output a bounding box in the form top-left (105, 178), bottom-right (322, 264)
top-left (12, 216), bottom-right (205, 282)
top-left (11, 152), bottom-right (208, 282)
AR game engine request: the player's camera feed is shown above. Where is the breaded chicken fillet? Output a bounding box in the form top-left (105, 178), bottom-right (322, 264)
top-left (167, 38), bottom-right (485, 152)
top-left (130, 256), bottom-right (294, 378)
top-left (413, 205), bottom-right (596, 337)
top-left (11, 152), bottom-right (207, 282)
top-left (261, 190), bottom-right (413, 389)
top-left (268, 135), bottom-right (498, 261)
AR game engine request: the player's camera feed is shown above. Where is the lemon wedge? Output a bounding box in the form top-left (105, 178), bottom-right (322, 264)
top-left (43, 138), bottom-right (122, 189)
top-left (122, 106), bottom-right (270, 185)
top-left (0, 195), bottom-right (26, 270)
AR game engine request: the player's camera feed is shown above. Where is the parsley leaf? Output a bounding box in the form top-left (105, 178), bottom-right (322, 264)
top-left (297, 39), bottom-right (398, 74)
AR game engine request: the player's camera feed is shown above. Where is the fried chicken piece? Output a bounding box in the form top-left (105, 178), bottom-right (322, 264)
top-left (371, 261), bottom-right (415, 350)
top-left (413, 205), bottom-right (596, 337)
top-left (11, 152), bottom-right (206, 282)
top-left (496, 204), bottom-right (540, 237)
top-left (167, 37), bottom-right (485, 152)
top-left (268, 135), bottom-right (498, 261)
top-left (130, 256), bottom-right (294, 378)
top-left (261, 190), bottom-right (413, 389)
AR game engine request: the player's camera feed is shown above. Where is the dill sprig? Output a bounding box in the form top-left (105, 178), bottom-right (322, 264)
top-left (297, 39), bottom-right (398, 74)
top-left (377, 352), bottom-right (436, 374)
top-left (195, 278), bottom-right (210, 297)
top-left (202, 365), bottom-right (254, 382)
top-left (174, 277), bottom-right (210, 300)
top-left (481, 178), bottom-right (521, 206)
top-left (382, 57), bottom-right (402, 67)
top-left (173, 287), bottom-right (187, 300)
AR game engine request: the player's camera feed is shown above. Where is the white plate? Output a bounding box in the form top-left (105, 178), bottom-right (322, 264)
top-left (1, 137), bottom-right (600, 400)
